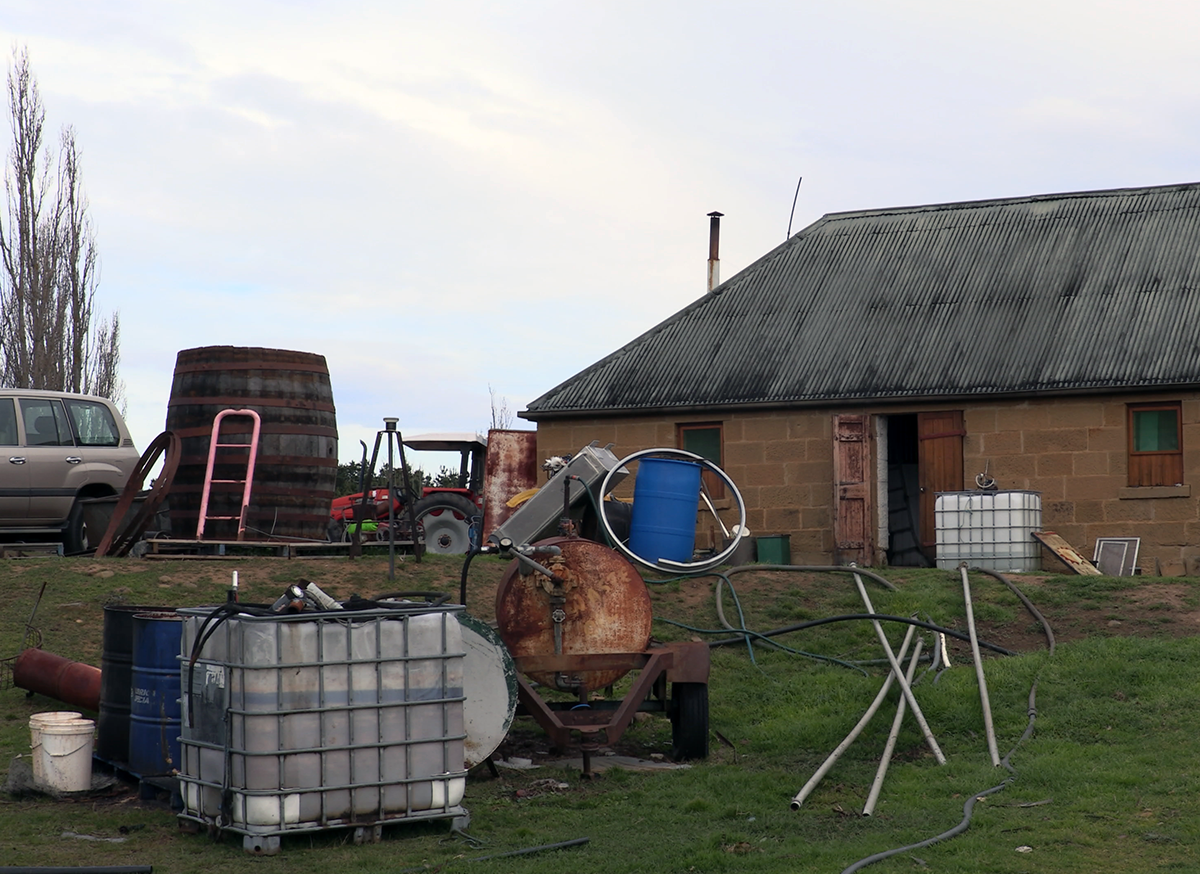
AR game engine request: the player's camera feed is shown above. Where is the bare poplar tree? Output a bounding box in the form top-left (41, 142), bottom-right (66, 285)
top-left (0, 47), bottom-right (121, 401)
top-left (489, 383), bottom-right (513, 430)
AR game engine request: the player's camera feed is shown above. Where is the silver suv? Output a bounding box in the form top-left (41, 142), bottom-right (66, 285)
top-left (0, 389), bottom-right (140, 553)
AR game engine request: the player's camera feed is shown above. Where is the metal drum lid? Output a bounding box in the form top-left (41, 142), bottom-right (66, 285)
top-left (458, 613), bottom-right (518, 768)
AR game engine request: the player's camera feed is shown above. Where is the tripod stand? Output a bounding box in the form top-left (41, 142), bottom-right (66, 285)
top-left (350, 417), bottom-right (424, 579)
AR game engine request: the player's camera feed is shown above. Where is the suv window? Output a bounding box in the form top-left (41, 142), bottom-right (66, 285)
top-left (0, 398), bottom-right (16, 445)
top-left (18, 398), bottom-right (74, 447)
top-left (65, 398), bottom-right (122, 447)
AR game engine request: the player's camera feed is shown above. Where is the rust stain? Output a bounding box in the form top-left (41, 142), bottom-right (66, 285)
top-left (481, 430), bottom-right (538, 541)
top-left (495, 537), bottom-right (652, 690)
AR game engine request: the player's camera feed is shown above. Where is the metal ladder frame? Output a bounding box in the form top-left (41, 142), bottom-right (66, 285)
top-left (196, 408), bottom-right (261, 540)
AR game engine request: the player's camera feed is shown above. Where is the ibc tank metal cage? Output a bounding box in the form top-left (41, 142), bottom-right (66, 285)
top-left (176, 604), bottom-right (467, 854)
top-left (934, 490), bottom-right (1042, 573)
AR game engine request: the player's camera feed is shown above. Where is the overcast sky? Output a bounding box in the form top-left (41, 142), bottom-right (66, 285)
top-left (3, 1), bottom-right (1199, 467)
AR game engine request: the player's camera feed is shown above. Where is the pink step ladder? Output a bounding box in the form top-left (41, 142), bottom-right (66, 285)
top-left (196, 409), bottom-right (261, 540)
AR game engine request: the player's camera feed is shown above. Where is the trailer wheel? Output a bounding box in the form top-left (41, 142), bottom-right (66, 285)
top-left (413, 493), bottom-right (478, 554)
top-left (670, 682), bottom-right (709, 761)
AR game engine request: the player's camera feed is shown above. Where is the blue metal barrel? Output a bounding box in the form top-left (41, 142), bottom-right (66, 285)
top-left (129, 611), bottom-right (183, 776)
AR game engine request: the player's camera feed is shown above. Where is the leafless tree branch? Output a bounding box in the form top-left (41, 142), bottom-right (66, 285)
top-left (0, 46), bottom-right (121, 403)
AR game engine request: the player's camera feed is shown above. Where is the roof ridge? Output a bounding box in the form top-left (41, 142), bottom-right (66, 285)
top-left (821, 179), bottom-right (1200, 223)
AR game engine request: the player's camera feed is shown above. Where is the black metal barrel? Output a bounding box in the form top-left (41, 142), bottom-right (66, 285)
top-left (98, 604), bottom-right (167, 763)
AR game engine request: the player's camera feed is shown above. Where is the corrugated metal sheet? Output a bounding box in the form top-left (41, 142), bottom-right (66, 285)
top-left (524, 182), bottom-right (1200, 418)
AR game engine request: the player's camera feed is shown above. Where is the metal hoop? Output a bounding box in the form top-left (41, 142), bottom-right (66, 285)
top-left (597, 448), bottom-right (747, 573)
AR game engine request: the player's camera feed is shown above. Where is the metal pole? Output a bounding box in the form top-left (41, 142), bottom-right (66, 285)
top-left (852, 568), bottom-right (946, 765)
top-left (961, 565), bottom-right (1001, 766)
top-left (384, 417), bottom-right (398, 582)
top-left (863, 634), bottom-right (924, 815)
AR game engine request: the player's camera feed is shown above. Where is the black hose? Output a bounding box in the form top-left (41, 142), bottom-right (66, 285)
top-left (466, 836), bottom-right (590, 862)
top-left (706, 613), bottom-right (1017, 656)
top-left (396, 837), bottom-right (589, 873)
top-left (0, 869), bottom-right (153, 874)
top-left (839, 780), bottom-right (1011, 874)
top-left (722, 563), bottom-right (897, 591)
top-left (971, 567), bottom-right (1056, 655)
top-left (459, 548), bottom-right (480, 607)
top-left (0, 869), bottom-right (154, 874)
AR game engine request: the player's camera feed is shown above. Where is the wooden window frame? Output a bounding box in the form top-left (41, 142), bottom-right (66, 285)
top-left (677, 422), bottom-right (725, 499)
top-left (1127, 402), bottom-right (1183, 487)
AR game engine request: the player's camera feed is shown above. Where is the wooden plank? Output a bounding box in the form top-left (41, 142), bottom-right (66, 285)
top-left (1033, 531), bottom-right (1102, 575)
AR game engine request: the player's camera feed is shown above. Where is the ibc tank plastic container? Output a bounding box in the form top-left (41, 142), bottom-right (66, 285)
top-left (176, 605), bottom-right (466, 840)
top-left (935, 490), bottom-right (1042, 572)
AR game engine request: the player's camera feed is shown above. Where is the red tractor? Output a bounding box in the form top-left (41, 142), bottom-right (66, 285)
top-left (330, 432), bottom-right (487, 554)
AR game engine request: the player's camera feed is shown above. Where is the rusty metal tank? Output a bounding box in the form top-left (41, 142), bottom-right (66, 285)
top-left (494, 537), bottom-right (652, 690)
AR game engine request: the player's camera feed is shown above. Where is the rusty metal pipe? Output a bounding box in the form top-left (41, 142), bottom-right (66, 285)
top-left (13, 648), bottom-right (101, 712)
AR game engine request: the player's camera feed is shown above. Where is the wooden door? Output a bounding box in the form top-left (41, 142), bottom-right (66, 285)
top-left (833, 414), bottom-right (873, 566)
top-left (917, 410), bottom-right (965, 561)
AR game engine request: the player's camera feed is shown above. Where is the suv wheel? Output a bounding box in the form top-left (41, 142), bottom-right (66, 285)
top-left (64, 500), bottom-right (89, 554)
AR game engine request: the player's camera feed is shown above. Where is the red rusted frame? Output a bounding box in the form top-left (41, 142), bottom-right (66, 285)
top-left (94, 430), bottom-right (181, 557)
top-left (512, 641), bottom-right (710, 774)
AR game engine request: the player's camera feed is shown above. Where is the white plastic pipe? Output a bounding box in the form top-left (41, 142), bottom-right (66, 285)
top-left (790, 624), bottom-right (917, 810)
top-left (862, 636), bottom-right (924, 816)
top-left (852, 569), bottom-right (947, 765)
top-left (960, 565), bottom-right (1001, 766)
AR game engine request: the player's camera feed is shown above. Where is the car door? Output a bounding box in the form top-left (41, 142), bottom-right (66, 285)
top-left (0, 397), bottom-right (30, 521)
top-left (62, 395), bottom-right (138, 489)
top-left (18, 397), bottom-right (85, 525)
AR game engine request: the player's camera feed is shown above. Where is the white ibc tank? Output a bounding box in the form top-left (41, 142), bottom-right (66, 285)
top-left (177, 605), bottom-right (466, 839)
top-left (935, 490), bottom-right (1042, 572)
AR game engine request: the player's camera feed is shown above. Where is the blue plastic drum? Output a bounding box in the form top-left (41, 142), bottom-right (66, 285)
top-left (628, 457), bottom-right (702, 564)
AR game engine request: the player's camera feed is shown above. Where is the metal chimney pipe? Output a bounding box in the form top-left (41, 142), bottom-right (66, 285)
top-left (707, 211), bottom-right (723, 292)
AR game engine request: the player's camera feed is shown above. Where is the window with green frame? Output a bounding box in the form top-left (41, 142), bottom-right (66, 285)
top-left (678, 422), bottom-right (724, 498)
top-left (1128, 402), bottom-right (1183, 487)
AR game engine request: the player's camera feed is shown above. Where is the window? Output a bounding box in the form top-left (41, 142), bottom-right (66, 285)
top-left (65, 399), bottom-right (121, 447)
top-left (18, 398), bottom-right (73, 447)
top-left (0, 398), bottom-right (16, 446)
top-left (1128, 402), bottom-right (1183, 487)
top-left (678, 422), bottom-right (724, 499)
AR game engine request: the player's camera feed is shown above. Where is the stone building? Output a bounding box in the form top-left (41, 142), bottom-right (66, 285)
top-left (521, 182), bottom-right (1200, 574)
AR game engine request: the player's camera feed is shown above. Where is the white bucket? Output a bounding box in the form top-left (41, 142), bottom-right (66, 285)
top-left (29, 712), bottom-right (84, 786)
top-left (32, 715), bottom-right (95, 792)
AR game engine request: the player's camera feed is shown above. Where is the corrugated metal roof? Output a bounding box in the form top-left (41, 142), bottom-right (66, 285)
top-left (524, 182), bottom-right (1200, 419)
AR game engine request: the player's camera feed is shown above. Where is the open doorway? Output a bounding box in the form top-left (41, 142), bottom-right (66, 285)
top-left (885, 413), bottom-right (929, 566)
top-left (882, 410), bottom-right (965, 567)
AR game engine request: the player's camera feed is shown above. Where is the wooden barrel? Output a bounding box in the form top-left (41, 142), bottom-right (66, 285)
top-left (165, 346), bottom-right (338, 541)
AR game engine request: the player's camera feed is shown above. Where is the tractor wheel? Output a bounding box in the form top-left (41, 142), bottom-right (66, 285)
top-left (412, 493), bottom-right (478, 554)
top-left (670, 682), bottom-right (710, 761)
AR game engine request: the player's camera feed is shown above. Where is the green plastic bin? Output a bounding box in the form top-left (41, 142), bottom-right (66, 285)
top-left (756, 535), bottom-right (791, 565)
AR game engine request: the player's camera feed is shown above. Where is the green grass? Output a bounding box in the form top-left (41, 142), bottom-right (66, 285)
top-left (2, 557), bottom-right (1200, 871)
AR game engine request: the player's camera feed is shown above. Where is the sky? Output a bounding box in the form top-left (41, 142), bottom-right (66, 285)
top-left (3, 0), bottom-right (1200, 469)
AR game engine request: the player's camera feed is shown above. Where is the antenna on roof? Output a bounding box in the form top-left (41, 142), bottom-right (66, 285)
top-left (786, 175), bottom-right (804, 239)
